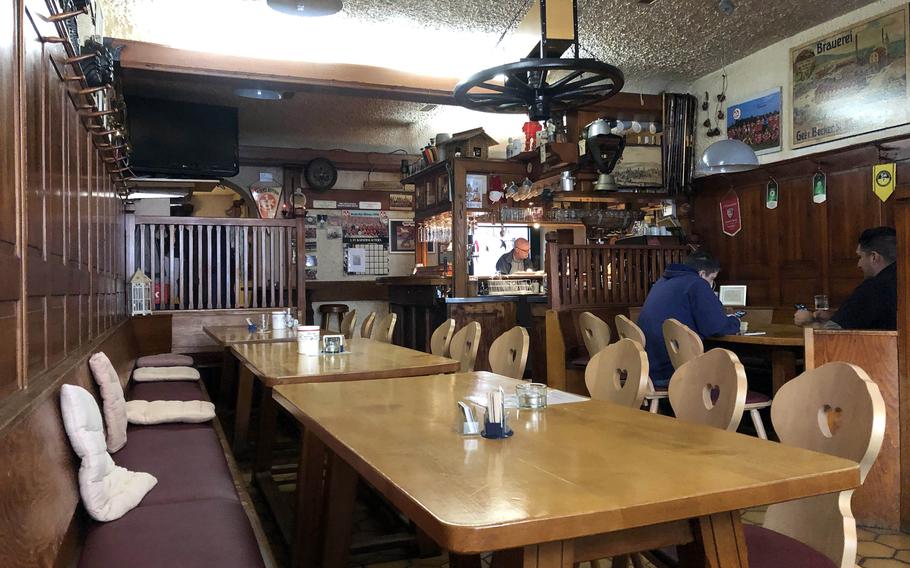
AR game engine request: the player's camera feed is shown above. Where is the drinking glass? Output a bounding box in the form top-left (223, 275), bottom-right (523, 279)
top-left (814, 294), bottom-right (829, 311)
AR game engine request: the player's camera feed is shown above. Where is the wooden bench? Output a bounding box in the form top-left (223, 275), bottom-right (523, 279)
top-left (0, 318), bottom-right (274, 567)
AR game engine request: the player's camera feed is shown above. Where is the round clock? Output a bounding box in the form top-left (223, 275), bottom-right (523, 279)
top-left (305, 157), bottom-right (338, 191)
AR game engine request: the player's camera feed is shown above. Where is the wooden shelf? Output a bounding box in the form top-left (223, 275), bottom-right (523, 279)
top-left (553, 192), bottom-right (670, 204)
top-left (400, 160), bottom-right (448, 184)
top-left (414, 203), bottom-right (451, 221)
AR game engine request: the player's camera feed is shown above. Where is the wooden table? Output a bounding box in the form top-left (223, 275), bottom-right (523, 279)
top-left (232, 338), bottom-right (460, 542)
top-left (707, 324), bottom-right (806, 393)
top-left (203, 324), bottom-right (301, 411)
top-left (274, 372), bottom-right (859, 568)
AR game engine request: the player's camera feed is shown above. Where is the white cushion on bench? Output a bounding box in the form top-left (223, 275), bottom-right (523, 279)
top-left (60, 384), bottom-right (157, 522)
top-left (136, 353), bottom-right (195, 368)
top-left (88, 352), bottom-right (128, 453)
top-left (132, 366), bottom-right (201, 382)
top-left (125, 400), bottom-right (216, 425)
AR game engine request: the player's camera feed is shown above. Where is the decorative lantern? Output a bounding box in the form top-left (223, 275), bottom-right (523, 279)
top-left (130, 269), bottom-right (152, 316)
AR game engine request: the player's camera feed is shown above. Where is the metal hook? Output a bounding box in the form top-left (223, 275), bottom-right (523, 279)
top-left (40, 6), bottom-right (89, 23)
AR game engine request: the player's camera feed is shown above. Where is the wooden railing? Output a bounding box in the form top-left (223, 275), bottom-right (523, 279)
top-left (546, 243), bottom-right (690, 310)
top-left (126, 216), bottom-right (305, 311)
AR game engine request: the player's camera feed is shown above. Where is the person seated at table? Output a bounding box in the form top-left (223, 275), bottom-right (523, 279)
top-left (638, 249), bottom-right (740, 388)
top-left (794, 226), bottom-right (897, 330)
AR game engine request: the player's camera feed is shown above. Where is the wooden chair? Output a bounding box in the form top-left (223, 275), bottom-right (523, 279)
top-left (668, 348), bottom-right (747, 432)
top-left (370, 313), bottom-right (397, 343)
top-left (360, 312), bottom-right (376, 339)
top-left (664, 318), bottom-right (772, 439)
top-left (578, 311), bottom-right (611, 357)
top-left (584, 338), bottom-right (649, 409)
top-left (615, 314), bottom-right (667, 414)
top-left (489, 326), bottom-right (529, 379)
top-left (339, 309), bottom-right (358, 340)
top-left (430, 319), bottom-right (456, 357)
top-left (449, 322), bottom-right (481, 373)
top-left (747, 362), bottom-right (886, 568)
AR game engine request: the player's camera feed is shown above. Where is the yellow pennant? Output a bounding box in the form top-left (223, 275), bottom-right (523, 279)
top-left (873, 163), bottom-right (896, 202)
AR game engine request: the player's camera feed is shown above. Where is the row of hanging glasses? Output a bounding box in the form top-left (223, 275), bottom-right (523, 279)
top-left (418, 213), bottom-right (452, 243)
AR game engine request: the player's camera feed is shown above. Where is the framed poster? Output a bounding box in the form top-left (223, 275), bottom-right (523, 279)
top-left (727, 88), bottom-right (782, 155)
top-left (389, 220), bottom-right (416, 253)
top-left (437, 175), bottom-right (450, 205)
top-left (612, 146), bottom-right (663, 187)
top-left (790, 6), bottom-right (908, 149)
top-left (465, 174), bottom-right (487, 209)
top-left (389, 192), bottom-right (414, 211)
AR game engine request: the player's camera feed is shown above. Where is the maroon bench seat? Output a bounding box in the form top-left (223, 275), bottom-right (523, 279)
top-left (113, 424), bottom-right (240, 506)
top-left (79, 499), bottom-right (265, 568)
top-left (128, 380), bottom-right (207, 402)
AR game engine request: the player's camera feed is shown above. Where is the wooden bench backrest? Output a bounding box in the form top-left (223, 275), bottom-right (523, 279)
top-left (0, 320), bottom-right (143, 567)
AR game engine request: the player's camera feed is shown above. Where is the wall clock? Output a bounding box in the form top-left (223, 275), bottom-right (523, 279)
top-left (305, 157), bottom-right (338, 191)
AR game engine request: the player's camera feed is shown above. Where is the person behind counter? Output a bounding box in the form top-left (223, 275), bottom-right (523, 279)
top-left (793, 226), bottom-right (897, 330)
top-left (496, 238), bottom-right (535, 274)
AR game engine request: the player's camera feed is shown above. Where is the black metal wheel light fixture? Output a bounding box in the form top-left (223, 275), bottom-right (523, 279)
top-left (453, 0), bottom-right (624, 122)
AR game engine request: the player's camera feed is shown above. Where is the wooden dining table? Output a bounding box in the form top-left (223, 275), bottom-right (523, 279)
top-left (231, 338), bottom-right (460, 542)
top-left (274, 371), bottom-right (860, 568)
top-left (707, 323), bottom-right (807, 393)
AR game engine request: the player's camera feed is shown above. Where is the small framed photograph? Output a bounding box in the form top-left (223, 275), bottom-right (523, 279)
top-left (465, 174), bottom-right (487, 209)
top-left (437, 175), bottom-right (449, 205)
top-left (425, 180), bottom-right (437, 207)
top-left (416, 184), bottom-right (426, 210)
top-left (389, 220), bottom-right (416, 253)
top-left (389, 192), bottom-right (414, 211)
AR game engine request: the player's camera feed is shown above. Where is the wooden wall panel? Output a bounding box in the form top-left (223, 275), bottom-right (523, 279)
top-left (0, 302), bottom-right (18, 399)
top-left (692, 147), bottom-right (900, 309)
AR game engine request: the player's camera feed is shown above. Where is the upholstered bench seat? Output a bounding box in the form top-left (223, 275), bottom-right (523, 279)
top-left (133, 366), bottom-right (201, 382)
top-left (136, 353), bottom-right (195, 368)
top-left (128, 380), bottom-right (207, 402)
top-left (113, 424), bottom-right (239, 506)
top-left (743, 524), bottom-right (836, 568)
top-left (79, 499), bottom-right (265, 568)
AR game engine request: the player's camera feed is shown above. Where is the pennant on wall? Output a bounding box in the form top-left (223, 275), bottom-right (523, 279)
top-left (765, 178), bottom-right (779, 209)
top-left (719, 191), bottom-right (742, 237)
top-left (812, 171), bottom-right (827, 204)
top-left (873, 163), bottom-right (896, 202)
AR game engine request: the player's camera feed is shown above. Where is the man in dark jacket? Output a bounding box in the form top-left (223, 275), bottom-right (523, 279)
top-left (495, 238), bottom-right (534, 274)
top-left (637, 250), bottom-right (740, 388)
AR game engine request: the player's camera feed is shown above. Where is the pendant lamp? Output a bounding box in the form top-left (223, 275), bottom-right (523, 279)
top-left (699, 139), bottom-right (759, 174)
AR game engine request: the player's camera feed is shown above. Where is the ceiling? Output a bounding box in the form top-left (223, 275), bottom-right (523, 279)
top-left (99, 0), bottom-right (878, 87)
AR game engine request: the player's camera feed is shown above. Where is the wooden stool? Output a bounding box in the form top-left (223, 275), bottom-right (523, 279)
top-left (319, 304), bottom-right (349, 333)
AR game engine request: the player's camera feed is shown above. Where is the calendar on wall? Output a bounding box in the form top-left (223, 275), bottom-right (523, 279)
top-left (342, 211), bottom-right (390, 276)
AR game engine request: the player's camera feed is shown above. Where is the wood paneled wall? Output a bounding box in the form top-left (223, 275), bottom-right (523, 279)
top-left (690, 139), bottom-right (910, 308)
top-left (0, 0), bottom-right (126, 408)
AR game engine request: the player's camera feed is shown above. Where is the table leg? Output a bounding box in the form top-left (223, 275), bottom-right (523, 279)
top-left (320, 452), bottom-right (358, 568)
top-left (449, 554), bottom-right (483, 568)
top-left (678, 512), bottom-right (749, 568)
top-left (232, 365), bottom-right (254, 454)
top-left (253, 385), bottom-right (276, 475)
top-left (218, 346), bottom-right (238, 411)
top-left (293, 429), bottom-right (329, 568)
top-left (522, 540), bottom-right (575, 567)
top-left (771, 349), bottom-right (797, 395)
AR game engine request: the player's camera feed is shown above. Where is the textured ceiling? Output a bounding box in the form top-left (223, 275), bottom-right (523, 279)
top-left (99, 0), bottom-right (878, 86)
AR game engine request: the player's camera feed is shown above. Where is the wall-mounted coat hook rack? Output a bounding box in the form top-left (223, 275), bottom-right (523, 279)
top-left (73, 85), bottom-right (109, 96)
top-left (40, 6), bottom-right (89, 23)
top-left (63, 75), bottom-right (87, 82)
top-left (40, 36), bottom-right (68, 44)
top-left (91, 129), bottom-right (119, 137)
top-left (79, 108), bottom-right (117, 118)
top-left (64, 53), bottom-right (97, 65)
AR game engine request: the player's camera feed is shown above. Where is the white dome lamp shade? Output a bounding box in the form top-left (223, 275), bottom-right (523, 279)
top-left (267, 0), bottom-right (342, 17)
top-left (699, 139), bottom-right (759, 174)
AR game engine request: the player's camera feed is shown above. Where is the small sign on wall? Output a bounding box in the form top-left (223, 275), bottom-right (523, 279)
top-left (720, 191), bottom-right (742, 237)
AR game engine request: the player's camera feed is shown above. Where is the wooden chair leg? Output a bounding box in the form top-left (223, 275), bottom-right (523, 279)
top-left (649, 398), bottom-right (660, 414)
top-left (750, 408), bottom-right (768, 440)
top-left (630, 553), bottom-right (644, 568)
top-left (609, 555), bottom-right (629, 567)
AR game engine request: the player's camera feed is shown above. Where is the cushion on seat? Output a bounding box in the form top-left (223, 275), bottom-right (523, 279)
top-left (746, 390), bottom-right (772, 405)
top-left (136, 353), bottom-right (195, 368)
top-left (569, 355), bottom-right (590, 369)
top-left (88, 352), bottom-right (128, 452)
top-left (114, 423), bottom-right (239, 506)
top-left (133, 366), bottom-right (200, 382)
top-left (128, 380), bottom-right (207, 402)
top-left (59, 385), bottom-right (157, 522)
top-left (79, 499), bottom-right (265, 568)
top-left (743, 524), bottom-right (837, 568)
top-left (125, 400), bottom-right (216, 425)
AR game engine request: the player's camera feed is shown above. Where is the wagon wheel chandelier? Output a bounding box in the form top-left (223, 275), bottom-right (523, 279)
top-left (453, 0), bottom-right (624, 122)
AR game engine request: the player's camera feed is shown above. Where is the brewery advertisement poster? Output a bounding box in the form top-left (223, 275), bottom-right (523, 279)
top-left (726, 88), bottom-right (782, 155)
top-left (790, 6), bottom-right (908, 149)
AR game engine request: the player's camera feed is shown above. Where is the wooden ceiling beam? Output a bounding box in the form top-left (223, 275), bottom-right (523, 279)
top-left (112, 39), bottom-right (459, 105)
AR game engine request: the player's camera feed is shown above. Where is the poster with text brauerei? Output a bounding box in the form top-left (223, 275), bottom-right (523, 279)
top-left (790, 6), bottom-right (908, 149)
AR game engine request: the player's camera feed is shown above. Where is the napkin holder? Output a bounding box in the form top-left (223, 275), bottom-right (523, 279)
top-left (481, 389), bottom-right (513, 439)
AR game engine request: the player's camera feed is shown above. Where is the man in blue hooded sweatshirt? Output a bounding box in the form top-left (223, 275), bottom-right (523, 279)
top-left (637, 249), bottom-right (740, 388)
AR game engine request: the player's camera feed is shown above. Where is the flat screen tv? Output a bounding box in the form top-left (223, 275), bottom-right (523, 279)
top-left (125, 96), bottom-right (239, 178)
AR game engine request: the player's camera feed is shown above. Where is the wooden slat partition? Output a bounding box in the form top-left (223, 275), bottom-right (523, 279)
top-left (127, 217), bottom-right (306, 313)
top-left (804, 328), bottom-right (900, 530)
top-left (546, 243), bottom-right (689, 310)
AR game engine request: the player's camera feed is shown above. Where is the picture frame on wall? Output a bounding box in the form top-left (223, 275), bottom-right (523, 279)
top-left (465, 174), bottom-right (487, 209)
top-left (437, 175), bottom-right (450, 205)
top-left (726, 88), bottom-right (782, 155)
top-left (389, 220), bottom-right (416, 253)
top-left (425, 180), bottom-right (437, 207)
top-left (389, 192), bottom-right (414, 211)
top-left (416, 183), bottom-right (426, 210)
top-left (790, 6), bottom-right (908, 149)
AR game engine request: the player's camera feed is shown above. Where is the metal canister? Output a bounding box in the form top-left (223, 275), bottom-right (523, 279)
top-left (560, 170), bottom-right (575, 192)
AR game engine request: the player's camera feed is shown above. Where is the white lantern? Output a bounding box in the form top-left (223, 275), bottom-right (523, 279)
top-left (130, 269), bottom-right (153, 316)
